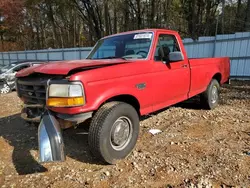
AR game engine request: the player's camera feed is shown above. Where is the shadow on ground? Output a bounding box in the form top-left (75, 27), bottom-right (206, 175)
top-left (0, 114), bottom-right (103, 175)
top-left (140, 95), bottom-right (203, 122)
top-left (175, 96), bottom-right (202, 110)
top-left (0, 114), bottom-right (47, 175)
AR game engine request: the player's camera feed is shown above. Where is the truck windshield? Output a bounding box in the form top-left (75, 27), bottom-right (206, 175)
top-left (87, 32), bottom-right (153, 60)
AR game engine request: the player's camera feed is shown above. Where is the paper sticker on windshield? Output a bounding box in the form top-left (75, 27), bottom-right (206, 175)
top-left (134, 33), bottom-right (152, 39)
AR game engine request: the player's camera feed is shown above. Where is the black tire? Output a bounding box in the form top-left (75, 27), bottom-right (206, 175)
top-left (88, 101), bottom-right (139, 164)
top-left (200, 79), bottom-right (220, 110)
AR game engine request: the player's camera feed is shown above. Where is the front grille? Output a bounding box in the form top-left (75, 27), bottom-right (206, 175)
top-left (17, 77), bottom-right (48, 105)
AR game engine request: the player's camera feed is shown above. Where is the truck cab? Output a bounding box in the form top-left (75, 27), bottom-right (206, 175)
top-left (16, 29), bottom-right (230, 164)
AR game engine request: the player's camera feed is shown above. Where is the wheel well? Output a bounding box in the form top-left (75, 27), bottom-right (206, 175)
top-left (106, 95), bottom-right (140, 115)
top-left (212, 73), bottom-right (222, 84)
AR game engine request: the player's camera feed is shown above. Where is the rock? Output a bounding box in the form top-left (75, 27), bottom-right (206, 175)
top-left (149, 168), bottom-right (155, 176)
top-left (104, 171), bottom-right (110, 177)
top-left (133, 151), bottom-right (138, 157)
top-left (132, 162), bottom-right (139, 169)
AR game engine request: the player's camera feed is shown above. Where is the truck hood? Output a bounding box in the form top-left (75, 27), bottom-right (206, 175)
top-left (16, 59), bottom-right (129, 77)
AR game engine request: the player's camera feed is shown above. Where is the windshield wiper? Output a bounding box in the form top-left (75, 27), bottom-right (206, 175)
top-left (92, 56), bottom-right (127, 60)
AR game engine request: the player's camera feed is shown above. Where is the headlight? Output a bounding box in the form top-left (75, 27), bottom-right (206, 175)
top-left (49, 84), bottom-right (83, 97)
top-left (47, 83), bottom-right (85, 107)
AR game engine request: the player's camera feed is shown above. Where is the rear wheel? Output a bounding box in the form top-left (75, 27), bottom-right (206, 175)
top-left (88, 102), bottom-right (139, 164)
top-left (200, 79), bottom-right (220, 109)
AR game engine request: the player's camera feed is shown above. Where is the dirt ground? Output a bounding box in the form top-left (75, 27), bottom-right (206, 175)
top-left (0, 81), bottom-right (249, 188)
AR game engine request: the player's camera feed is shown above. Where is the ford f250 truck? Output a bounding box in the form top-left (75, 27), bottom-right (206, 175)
top-left (15, 29), bottom-right (230, 164)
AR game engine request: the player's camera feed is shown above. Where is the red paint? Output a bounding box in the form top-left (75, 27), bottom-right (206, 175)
top-left (16, 59), bottom-right (129, 77)
top-left (16, 29), bottom-right (230, 116)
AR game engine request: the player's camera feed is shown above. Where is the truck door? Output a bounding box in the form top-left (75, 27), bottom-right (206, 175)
top-left (152, 34), bottom-right (190, 111)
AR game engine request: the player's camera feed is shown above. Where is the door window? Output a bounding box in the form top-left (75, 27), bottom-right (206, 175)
top-left (154, 34), bottom-right (180, 61)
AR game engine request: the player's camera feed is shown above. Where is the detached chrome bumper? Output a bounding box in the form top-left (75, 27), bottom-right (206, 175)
top-left (38, 110), bottom-right (65, 163)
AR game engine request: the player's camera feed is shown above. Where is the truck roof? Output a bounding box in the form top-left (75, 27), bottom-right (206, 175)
top-left (103, 29), bottom-right (179, 39)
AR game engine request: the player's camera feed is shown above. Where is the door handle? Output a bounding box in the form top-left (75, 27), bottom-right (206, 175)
top-left (182, 64), bottom-right (188, 68)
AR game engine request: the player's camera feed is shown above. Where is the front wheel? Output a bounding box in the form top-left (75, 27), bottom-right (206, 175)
top-left (88, 102), bottom-right (139, 164)
top-left (0, 83), bottom-right (11, 94)
top-left (200, 79), bottom-right (220, 109)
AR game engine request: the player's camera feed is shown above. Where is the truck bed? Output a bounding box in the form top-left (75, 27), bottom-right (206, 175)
top-left (188, 57), bottom-right (230, 98)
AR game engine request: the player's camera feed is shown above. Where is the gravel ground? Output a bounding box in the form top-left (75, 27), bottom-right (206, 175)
top-left (0, 80), bottom-right (249, 188)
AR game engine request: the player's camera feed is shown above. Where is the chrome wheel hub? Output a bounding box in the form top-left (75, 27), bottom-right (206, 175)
top-left (1, 84), bottom-right (10, 94)
top-left (211, 85), bottom-right (218, 104)
top-left (110, 116), bottom-right (133, 151)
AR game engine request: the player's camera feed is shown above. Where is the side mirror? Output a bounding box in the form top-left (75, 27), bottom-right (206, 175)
top-left (169, 52), bottom-right (184, 62)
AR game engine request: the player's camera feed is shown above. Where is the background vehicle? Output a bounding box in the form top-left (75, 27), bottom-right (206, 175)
top-left (15, 29), bottom-right (230, 164)
top-left (0, 60), bottom-right (45, 94)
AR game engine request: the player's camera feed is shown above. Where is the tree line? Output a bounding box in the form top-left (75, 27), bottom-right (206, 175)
top-left (0, 0), bottom-right (250, 51)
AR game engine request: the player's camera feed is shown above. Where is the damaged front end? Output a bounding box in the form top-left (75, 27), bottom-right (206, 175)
top-left (38, 110), bottom-right (65, 163)
top-left (16, 75), bottom-right (93, 163)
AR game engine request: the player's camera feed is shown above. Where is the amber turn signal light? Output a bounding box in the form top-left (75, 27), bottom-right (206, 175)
top-left (47, 97), bottom-right (85, 107)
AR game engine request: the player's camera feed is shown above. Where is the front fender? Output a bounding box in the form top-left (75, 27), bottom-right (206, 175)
top-left (90, 86), bottom-right (140, 111)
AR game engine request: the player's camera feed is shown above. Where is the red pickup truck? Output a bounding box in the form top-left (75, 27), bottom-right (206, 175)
top-left (16, 29), bottom-right (230, 164)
